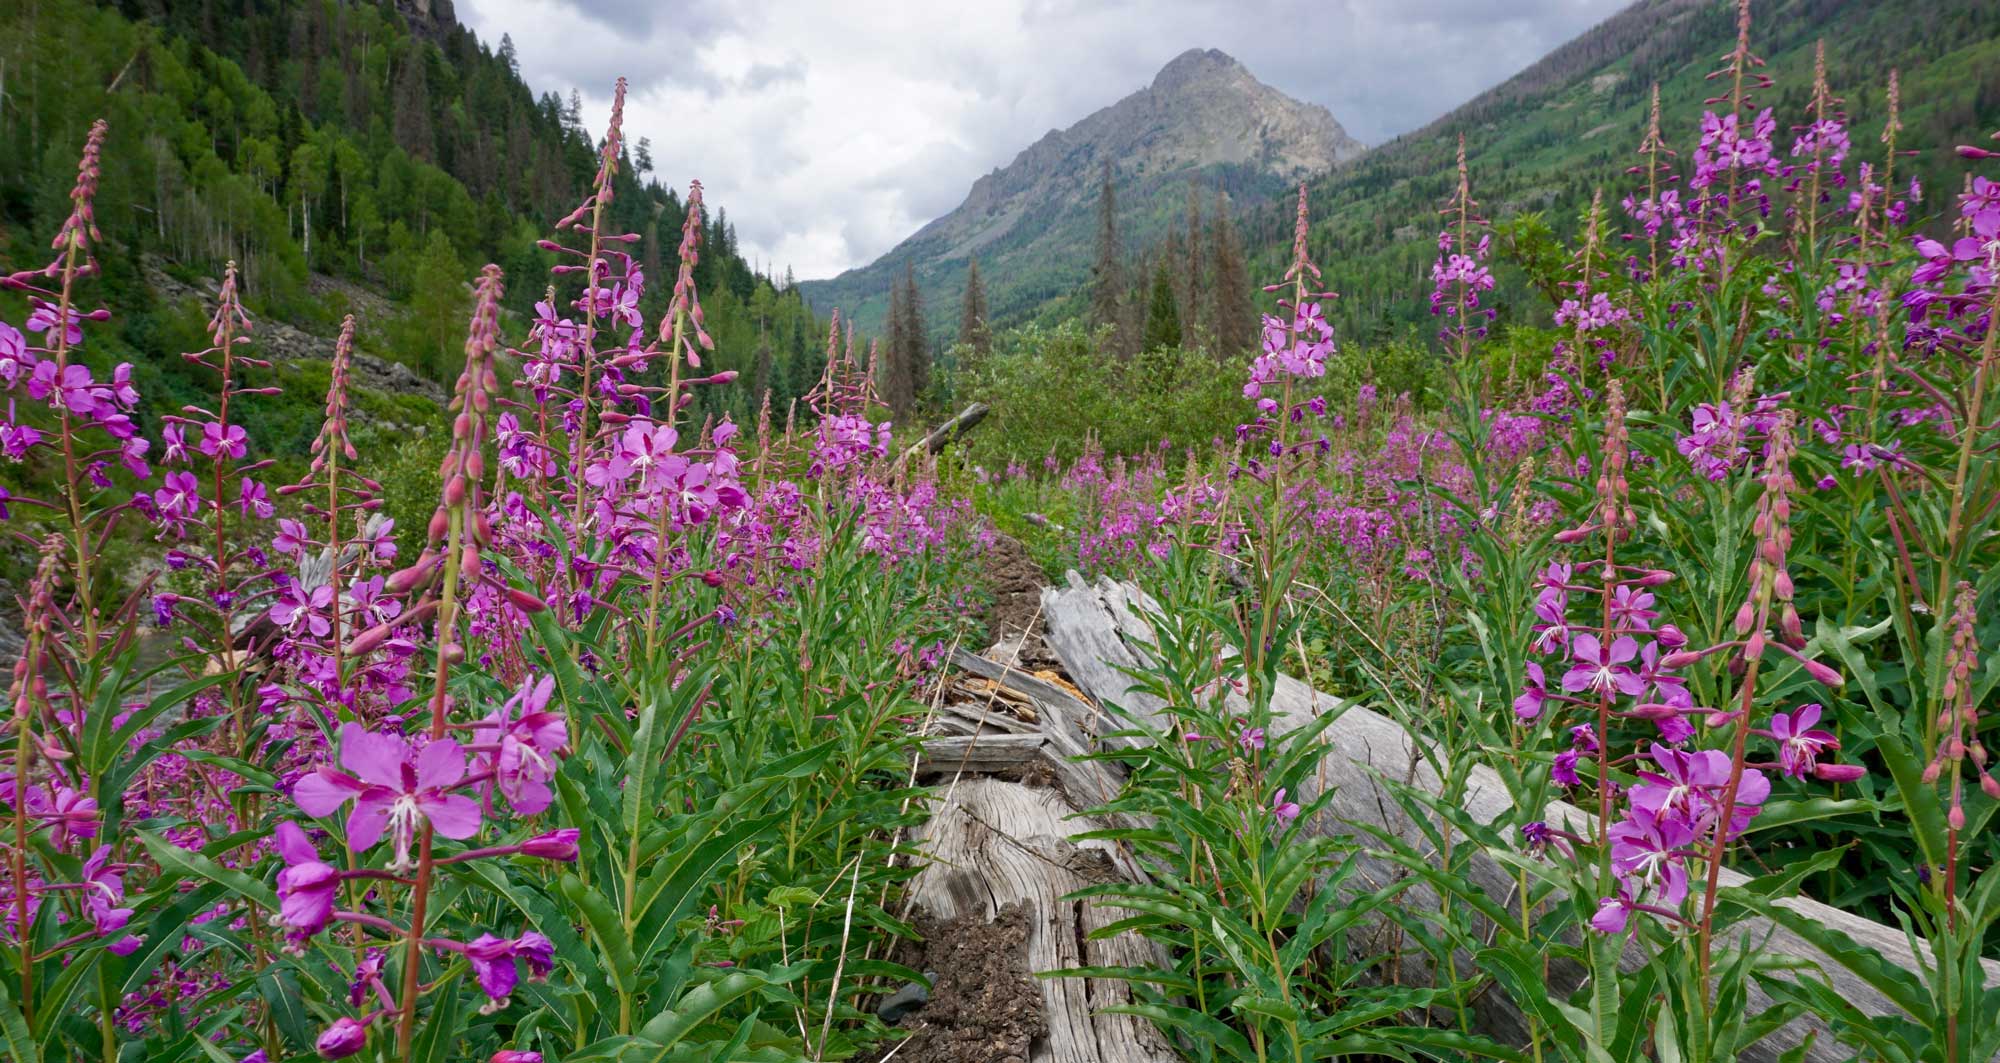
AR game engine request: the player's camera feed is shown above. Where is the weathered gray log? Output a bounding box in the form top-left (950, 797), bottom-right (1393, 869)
top-left (915, 733), bottom-right (1050, 775)
top-left (1038, 572), bottom-right (2000, 1063)
top-left (897, 402), bottom-right (989, 465)
top-left (908, 778), bottom-right (1179, 1063)
top-left (947, 648), bottom-right (1129, 816)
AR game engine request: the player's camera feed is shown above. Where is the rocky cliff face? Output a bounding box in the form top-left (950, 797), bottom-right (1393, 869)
top-left (797, 49), bottom-right (1364, 334)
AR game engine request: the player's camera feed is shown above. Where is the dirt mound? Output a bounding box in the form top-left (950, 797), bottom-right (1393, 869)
top-left (978, 532), bottom-right (1067, 673)
top-left (882, 902), bottom-right (1047, 1063)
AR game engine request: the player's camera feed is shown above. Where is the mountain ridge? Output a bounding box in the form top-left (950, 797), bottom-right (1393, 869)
top-left (797, 48), bottom-right (1363, 336)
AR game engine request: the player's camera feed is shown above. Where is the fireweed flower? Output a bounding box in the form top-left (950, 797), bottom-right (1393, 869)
top-left (474, 674), bottom-right (567, 816)
top-left (1561, 634), bottom-right (1645, 697)
top-left (292, 723), bottom-right (484, 872)
top-left (272, 821), bottom-right (339, 945)
top-left (1765, 704), bottom-right (1839, 778)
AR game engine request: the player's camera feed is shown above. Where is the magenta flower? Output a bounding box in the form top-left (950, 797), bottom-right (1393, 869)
top-left (25, 300), bottom-right (83, 346)
top-left (476, 674), bottom-right (566, 816)
top-left (1590, 888), bottom-right (1636, 936)
top-left (156, 470), bottom-right (200, 522)
top-left (1561, 634), bottom-right (1644, 697)
top-left (1237, 726), bottom-right (1266, 752)
top-left (292, 723), bottom-right (483, 872)
top-left (273, 821), bottom-right (339, 944)
top-left (1269, 788), bottom-right (1301, 827)
top-left (239, 478), bottom-right (273, 519)
top-left (315, 1015), bottom-right (370, 1059)
top-left (200, 421), bottom-right (247, 460)
top-left (521, 828), bottom-right (580, 861)
top-left (45, 786), bottom-right (98, 849)
top-left (1767, 703), bottom-right (1839, 779)
top-left (272, 582), bottom-right (335, 639)
top-left (1513, 661), bottom-right (1550, 720)
top-left (1607, 805), bottom-right (1694, 907)
top-left (467, 933), bottom-right (522, 1011)
top-left (78, 846), bottom-right (139, 952)
top-left (274, 518), bottom-right (309, 558)
top-left (0, 322), bottom-right (29, 385)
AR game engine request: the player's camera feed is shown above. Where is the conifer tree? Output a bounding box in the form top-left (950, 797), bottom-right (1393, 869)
top-left (898, 263), bottom-right (929, 415)
top-left (960, 257), bottom-right (990, 355)
top-left (1207, 187), bottom-right (1255, 355)
top-left (1090, 162), bottom-right (1124, 342)
top-left (1141, 259), bottom-right (1182, 354)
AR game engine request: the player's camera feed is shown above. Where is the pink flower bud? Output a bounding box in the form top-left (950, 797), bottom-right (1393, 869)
top-left (1922, 760), bottom-right (1943, 784)
top-left (1981, 773), bottom-right (2000, 800)
top-left (505, 588), bottom-right (548, 614)
top-left (315, 1016), bottom-right (369, 1059)
top-left (1948, 804), bottom-right (1966, 830)
top-left (491, 1053), bottom-right (543, 1063)
top-left (344, 623), bottom-right (392, 657)
top-left (1733, 601), bottom-right (1756, 634)
top-left (520, 829), bottom-right (579, 861)
top-left (1552, 525), bottom-right (1593, 544)
top-left (386, 553), bottom-right (440, 594)
top-left (1812, 763), bottom-right (1866, 783)
top-left (1636, 569), bottom-right (1675, 586)
top-left (1801, 659), bottom-right (1842, 688)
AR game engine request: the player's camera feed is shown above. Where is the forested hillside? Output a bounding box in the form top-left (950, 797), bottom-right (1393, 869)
top-left (0, 0), bottom-right (837, 454)
top-left (1254, 0), bottom-right (2000, 343)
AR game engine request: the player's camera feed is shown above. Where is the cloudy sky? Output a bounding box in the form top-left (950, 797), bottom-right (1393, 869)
top-left (462, 0), bottom-right (1628, 281)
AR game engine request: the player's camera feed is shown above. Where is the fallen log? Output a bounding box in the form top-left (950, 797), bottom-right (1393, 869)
top-left (1037, 571), bottom-right (2000, 1063)
top-left (914, 732), bottom-right (1049, 775)
top-left (906, 778), bottom-right (1180, 1063)
top-left (896, 402), bottom-right (989, 466)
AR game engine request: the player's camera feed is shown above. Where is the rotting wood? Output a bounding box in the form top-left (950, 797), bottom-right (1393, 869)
top-left (896, 401), bottom-right (989, 466)
top-left (907, 778), bottom-right (1180, 1063)
top-left (914, 732), bottom-right (1049, 775)
top-left (1037, 571), bottom-right (2000, 1063)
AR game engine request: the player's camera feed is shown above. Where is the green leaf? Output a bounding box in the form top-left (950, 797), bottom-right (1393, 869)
top-left (138, 830), bottom-right (279, 910)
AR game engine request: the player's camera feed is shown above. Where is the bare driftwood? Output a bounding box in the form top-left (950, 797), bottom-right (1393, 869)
top-left (1038, 572), bottom-right (2000, 1063)
top-left (908, 778), bottom-right (1179, 1063)
top-left (896, 402), bottom-right (989, 466)
top-left (915, 733), bottom-right (1050, 775)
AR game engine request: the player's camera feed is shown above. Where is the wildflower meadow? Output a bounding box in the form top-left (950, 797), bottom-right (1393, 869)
top-left (1, 3), bottom-right (1997, 1062)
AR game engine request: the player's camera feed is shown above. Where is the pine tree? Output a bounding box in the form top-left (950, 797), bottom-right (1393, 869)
top-left (392, 51), bottom-right (435, 161)
top-left (1207, 187), bottom-right (1255, 356)
top-left (899, 263), bottom-right (929, 416)
top-left (959, 257), bottom-right (990, 356)
top-left (1089, 161), bottom-right (1123, 342)
top-left (882, 277), bottom-right (910, 414)
top-left (1180, 184), bottom-right (1204, 344)
top-left (1141, 259), bottom-right (1182, 354)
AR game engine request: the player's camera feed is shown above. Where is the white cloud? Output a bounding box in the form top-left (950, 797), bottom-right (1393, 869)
top-left (462, 0), bottom-right (1626, 279)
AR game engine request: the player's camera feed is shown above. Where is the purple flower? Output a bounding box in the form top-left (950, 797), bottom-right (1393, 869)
top-left (1551, 749), bottom-right (1582, 787)
top-left (467, 933), bottom-right (522, 1011)
top-left (1513, 661), bottom-right (1550, 720)
top-left (1590, 889), bottom-right (1635, 936)
top-left (201, 421), bottom-right (248, 460)
top-left (515, 931), bottom-right (554, 980)
top-left (239, 478), bottom-right (273, 519)
top-left (1269, 788), bottom-right (1300, 827)
top-left (271, 582), bottom-right (335, 639)
top-left (1767, 703), bottom-right (1839, 779)
top-left (315, 1016), bottom-right (369, 1059)
top-left (156, 470), bottom-right (200, 522)
top-left (25, 300), bottom-right (83, 346)
top-left (0, 322), bottom-right (30, 385)
top-left (1561, 634), bottom-right (1644, 697)
top-left (1607, 805), bottom-right (1694, 907)
top-left (476, 674), bottom-right (566, 816)
top-left (521, 829), bottom-right (580, 861)
top-left (292, 723), bottom-right (483, 872)
top-left (1237, 726), bottom-right (1266, 752)
top-left (274, 518), bottom-right (309, 558)
top-left (273, 821), bottom-right (339, 944)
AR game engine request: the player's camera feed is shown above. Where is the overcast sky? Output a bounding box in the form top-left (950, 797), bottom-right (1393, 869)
top-left (461, 0), bottom-right (1628, 281)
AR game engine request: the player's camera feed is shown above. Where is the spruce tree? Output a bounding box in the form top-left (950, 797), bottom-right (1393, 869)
top-left (1089, 162), bottom-right (1123, 342)
top-left (1207, 187), bottom-right (1255, 355)
top-left (960, 257), bottom-right (990, 355)
top-left (899, 263), bottom-right (929, 416)
top-left (1141, 259), bottom-right (1182, 354)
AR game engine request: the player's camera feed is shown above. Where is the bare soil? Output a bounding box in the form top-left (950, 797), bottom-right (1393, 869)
top-left (875, 901), bottom-right (1047, 1063)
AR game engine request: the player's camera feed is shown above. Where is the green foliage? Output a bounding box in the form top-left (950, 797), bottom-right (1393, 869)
top-left (959, 321), bottom-right (1240, 469)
